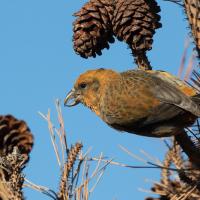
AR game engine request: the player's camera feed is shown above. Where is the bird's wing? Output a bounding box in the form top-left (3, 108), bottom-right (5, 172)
top-left (142, 102), bottom-right (184, 126)
top-left (121, 70), bottom-right (200, 117)
top-left (151, 75), bottom-right (200, 117)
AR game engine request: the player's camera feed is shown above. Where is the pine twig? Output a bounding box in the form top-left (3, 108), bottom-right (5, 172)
top-left (58, 143), bottom-right (83, 200)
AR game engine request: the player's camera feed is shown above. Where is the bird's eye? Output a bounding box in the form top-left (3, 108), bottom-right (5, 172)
top-left (79, 82), bottom-right (87, 89)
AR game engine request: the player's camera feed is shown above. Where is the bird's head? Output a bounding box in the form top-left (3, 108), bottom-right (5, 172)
top-left (64, 68), bottom-right (119, 115)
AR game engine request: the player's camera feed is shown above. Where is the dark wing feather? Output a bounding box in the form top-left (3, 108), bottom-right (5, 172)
top-left (142, 102), bottom-right (184, 126)
top-left (152, 75), bottom-right (200, 117)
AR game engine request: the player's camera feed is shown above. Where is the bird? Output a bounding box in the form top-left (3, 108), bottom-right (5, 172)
top-left (64, 68), bottom-right (200, 137)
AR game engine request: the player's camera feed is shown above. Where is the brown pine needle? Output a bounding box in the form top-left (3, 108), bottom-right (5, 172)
top-left (184, 53), bottom-right (195, 81)
top-left (38, 111), bottom-right (61, 168)
top-left (178, 39), bottom-right (190, 78)
top-left (118, 145), bottom-right (147, 163)
top-left (55, 99), bottom-right (68, 163)
top-left (24, 178), bottom-right (57, 200)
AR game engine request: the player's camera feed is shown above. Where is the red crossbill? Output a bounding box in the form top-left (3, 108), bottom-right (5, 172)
top-left (64, 69), bottom-right (200, 137)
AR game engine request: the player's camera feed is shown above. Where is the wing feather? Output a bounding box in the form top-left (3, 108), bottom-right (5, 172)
top-left (121, 70), bottom-right (200, 117)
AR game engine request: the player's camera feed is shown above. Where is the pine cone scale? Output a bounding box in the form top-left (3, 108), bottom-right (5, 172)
top-left (89, 11), bottom-right (101, 19)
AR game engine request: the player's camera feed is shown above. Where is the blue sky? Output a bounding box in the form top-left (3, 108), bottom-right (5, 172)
top-left (0, 0), bottom-right (194, 199)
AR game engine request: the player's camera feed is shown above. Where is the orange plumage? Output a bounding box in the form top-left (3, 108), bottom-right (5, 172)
top-left (64, 69), bottom-right (200, 137)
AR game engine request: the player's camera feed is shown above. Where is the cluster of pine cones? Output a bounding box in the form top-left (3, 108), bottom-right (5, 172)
top-left (73, 0), bottom-right (162, 70)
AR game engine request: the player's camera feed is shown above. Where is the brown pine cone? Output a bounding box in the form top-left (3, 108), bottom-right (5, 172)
top-left (184, 0), bottom-right (200, 60)
top-left (73, 0), bottom-right (115, 58)
top-left (0, 115), bottom-right (33, 157)
top-left (0, 115), bottom-right (33, 198)
top-left (112, 0), bottom-right (162, 70)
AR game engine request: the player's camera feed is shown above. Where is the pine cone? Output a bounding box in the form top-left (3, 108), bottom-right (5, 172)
top-left (0, 115), bottom-right (33, 199)
top-left (0, 115), bottom-right (33, 157)
top-left (184, 0), bottom-right (200, 60)
top-left (112, 0), bottom-right (162, 69)
top-left (73, 0), bottom-right (115, 58)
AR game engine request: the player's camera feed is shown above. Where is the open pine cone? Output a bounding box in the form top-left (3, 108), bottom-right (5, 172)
top-left (0, 115), bottom-right (33, 157)
top-left (73, 0), bottom-right (115, 58)
top-left (112, 0), bottom-right (162, 69)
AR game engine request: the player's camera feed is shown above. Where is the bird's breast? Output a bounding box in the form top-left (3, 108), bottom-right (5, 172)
top-left (99, 84), bottom-right (160, 125)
